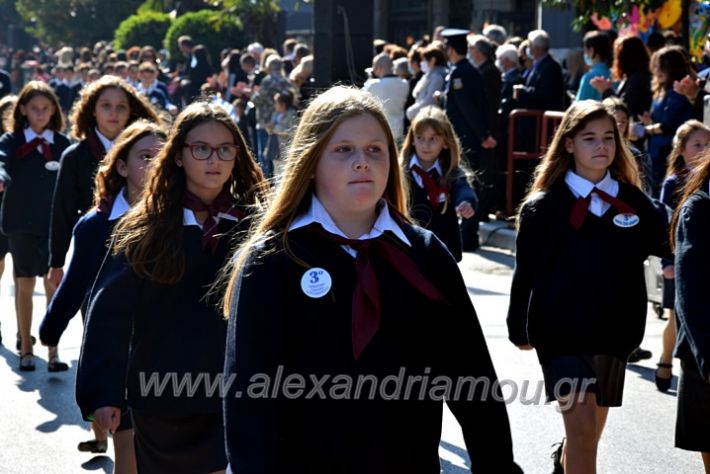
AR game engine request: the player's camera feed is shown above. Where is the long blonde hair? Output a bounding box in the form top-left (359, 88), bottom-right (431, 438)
top-left (670, 149), bottom-right (710, 251)
top-left (666, 119), bottom-right (710, 179)
top-left (525, 100), bottom-right (640, 204)
top-left (112, 102), bottom-right (268, 285)
top-left (223, 86), bottom-right (408, 315)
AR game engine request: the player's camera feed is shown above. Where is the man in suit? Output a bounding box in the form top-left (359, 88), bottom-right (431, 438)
top-left (512, 29), bottom-right (564, 112)
top-left (441, 28), bottom-right (495, 250)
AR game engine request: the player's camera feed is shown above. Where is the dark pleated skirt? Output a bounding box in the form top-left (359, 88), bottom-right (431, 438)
top-left (675, 359), bottom-right (710, 452)
top-left (131, 409), bottom-right (226, 473)
top-left (541, 354), bottom-right (627, 407)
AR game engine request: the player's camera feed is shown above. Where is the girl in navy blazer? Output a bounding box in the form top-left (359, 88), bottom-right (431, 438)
top-left (76, 102), bottom-right (268, 474)
top-left (223, 86), bottom-right (522, 474)
top-left (48, 76), bottom-right (159, 290)
top-left (41, 120), bottom-right (166, 464)
top-left (400, 106), bottom-right (477, 262)
top-left (0, 81), bottom-right (70, 371)
top-left (671, 150), bottom-right (710, 471)
top-left (0, 94), bottom-right (16, 347)
top-left (656, 120), bottom-right (710, 392)
top-left (507, 100), bottom-right (669, 473)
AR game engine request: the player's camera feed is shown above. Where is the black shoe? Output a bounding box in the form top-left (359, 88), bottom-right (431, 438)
top-left (628, 347), bottom-right (653, 363)
top-left (19, 353), bottom-right (35, 372)
top-left (551, 438), bottom-right (565, 473)
top-left (47, 355), bottom-right (69, 372)
top-left (77, 439), bottom-right (108, 453)
top-left (16, 334), bottom-right (36, 353)
top-left (655, 363), bottom-right (672, 392)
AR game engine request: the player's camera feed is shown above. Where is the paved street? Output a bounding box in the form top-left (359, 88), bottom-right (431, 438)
top-left (0, 246), bottom-right (704, 473)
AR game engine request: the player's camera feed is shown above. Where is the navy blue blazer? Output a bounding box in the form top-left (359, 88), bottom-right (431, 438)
top-left (516, 54), bottom-right (564, 111)
top-left (674, 188), bottom-right (710, 380)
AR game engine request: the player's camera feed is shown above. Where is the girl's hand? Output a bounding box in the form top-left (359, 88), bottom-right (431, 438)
top-left (456, 201), bottom-right (475, 219)
top-left (662, 265), bottom-right (675, 280)
top-left (47, 267), bottom-right (64, 289)
top-left (517, 344), bottom-right (534, 351)
top-left (673, 75), bottom-right (701, 102)
top-left (481, 135), bottom-right (497, 149)
top-left (589, 76), bottom-right (612, 93)
top-left (94, 407), bottom-right (121, 434)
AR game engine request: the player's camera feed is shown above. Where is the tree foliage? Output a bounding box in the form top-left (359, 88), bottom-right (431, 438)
top-left (15, 0), bottom-right (144, 46)
top-left (114, 11), bottom-right (172, 51)
top-left (205, 0), bottom-right (279, 47)
top-left (164, 9), bottom-right (247, 65)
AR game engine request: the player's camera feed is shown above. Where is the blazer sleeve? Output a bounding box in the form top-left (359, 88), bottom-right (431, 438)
top-left (674, 196), bottom-right (710, 380)
top-left (449, 168), bottom-right (478, 210)
top-left (507, 199), bottom-right (541, 346)
top-left (428, 238), bottom-right (522, 474)
top-left (75, 255), bottom-right (140, 421)
top-left (50, 145), bottom-right (81, 268)
top-left (224, 249), bottom-right (291, 473)
top-left (40, 215), bottom-right (106, 346)
top-left (0, 133), bottom-right (14, 183)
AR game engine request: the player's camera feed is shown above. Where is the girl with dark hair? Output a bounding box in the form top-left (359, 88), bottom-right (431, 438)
top-left (507, 100), bottom-right (669, 473)
top-left (76, 102), bottom-right (267, 473)
top-left (222, 86), bottom-right (521, 473)
top-left (49, 75), bottom-right (160, 291)
top-left (41, 120), bottom-right (166, 468)
top-left (0, 81), bottom-right (70, 371)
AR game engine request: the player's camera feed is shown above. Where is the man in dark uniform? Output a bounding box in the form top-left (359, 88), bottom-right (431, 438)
top-left (0, 68), bottom-right (11, 99)
top-left (441, 28), bottom-right (495, 251)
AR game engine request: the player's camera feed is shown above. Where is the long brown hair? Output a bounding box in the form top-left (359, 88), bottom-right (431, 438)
top-left (70, 75), bottom-right (160, 140)
top-left (0, 95), bottom-right (17, 133)
top-left (665, 120), bottom-right (710, 179)
top-left (223, 86), bottom-right (408, 315)
top-left (93, 120), bottom-right (167, 207)
top-left (651, 45), bottom-right (694, 99)
top-left (524, 100), bottom-right (640, 205)
top-left (112, 102), bottom-right (268, 284)
top-left (10, 81), bottom-right (64, 134)
top-left (670, 149), bottom-right (710, 251)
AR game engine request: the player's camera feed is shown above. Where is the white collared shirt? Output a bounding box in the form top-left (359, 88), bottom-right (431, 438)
top-left (408, 155), bottom-right (443, 189)
top-left (565, 170), bottom-right (619, 217)
top-left (108, 187), bottom-right (131, 221)
top-left (289, 194), bottom-right (411, 258)
top-left (183, 208), bottom-right (241, 228)
top-left (23, 127), bottom-right (54, 155)
top-left (95, 128), bottom-right (115, 153)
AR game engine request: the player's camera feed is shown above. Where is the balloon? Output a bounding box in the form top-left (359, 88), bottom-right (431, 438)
top-left (657, 0), bottom-right (681, 29)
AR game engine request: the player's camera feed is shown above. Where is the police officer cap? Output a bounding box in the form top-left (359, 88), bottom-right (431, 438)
top-left (440, 28), bottom-right (470, 51)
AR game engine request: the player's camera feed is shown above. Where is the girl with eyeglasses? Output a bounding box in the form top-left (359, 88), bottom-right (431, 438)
top-left (76, 102), bottom-right (268, 474)
top-left (400, 106), bottom-right (477, 262)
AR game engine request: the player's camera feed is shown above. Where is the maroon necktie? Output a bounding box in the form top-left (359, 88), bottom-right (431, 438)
top-left (182, 187), bottom-right (245, 253)
top-left (312, 226), bottom-right (448, 360)
top-left (17, 137), bottom-right (52, 161)
top-left (87, 129), bottom-right (108, 162)
top-left (411, 165), bottom-right (449, 210)
top-left (570, 187), bottom-right (636, 230)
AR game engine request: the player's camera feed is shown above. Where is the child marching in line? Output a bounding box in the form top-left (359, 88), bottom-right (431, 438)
top-left (671, 149), bottom-right (710, 473)
top-left (48, 75), bottom-right (159, 290)
top-left (0, 94), bottom-right (17, 346)
top-left (656, 120), bottom-right (710, 392)
top-left (76, 102), bottom-right (267, 474)
top-left (41, 121), bottom-right (166, 469)
top-left (222, 86), bottom-right (522, 473)
top-left (507, 100), bottom-right (670, 473)
top-left (0, 81), bottom-right (71, 371)
top-left (400, 106), bottom-right (477, 262)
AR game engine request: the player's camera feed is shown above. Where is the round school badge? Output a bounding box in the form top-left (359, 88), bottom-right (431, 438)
top-left (45, 161), bottom-right (60, 171)
top-left (301, 267), bottom-right (332, 299)
top-left (613, 213), bottom-right (639, 228)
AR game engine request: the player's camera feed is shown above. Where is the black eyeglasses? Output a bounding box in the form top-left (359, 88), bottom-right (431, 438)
top-left (183, 142), bottom-right (239, 161)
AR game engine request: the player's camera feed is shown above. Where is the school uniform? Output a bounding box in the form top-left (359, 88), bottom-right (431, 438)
top-left (76, 204), bottom-right (250, 473)
top-left (659, 172), bottom-right (688, 309)
top-left (0, 128), bottom-right (71, 277)
top-left (41, 189), bottom-right (131, 347)
top-left (673, 183), bottom-right (710, 452)
top-left (507, 170), bottom-right (670, 406)
top-left (49, 129), bottom-right (111, 269)
top-left (224, 195), bottom-right (522, 474)
top-left (405, 156), bottom-right (477, 262)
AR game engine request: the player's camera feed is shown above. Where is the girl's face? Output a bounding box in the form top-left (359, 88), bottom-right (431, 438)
top-left (20, 95), bottom-right (55, 133)
top-left (613, 110), bottom-right (629, 137)
top-left (413, 126), bottom-right (446, 165)
top-left (565, 117), bottom-right (616, 182)
top-left (274, 99), bottom-right (287, 113)
top-left (117, 134), bottom-right (163, 201)
top-left (653, 63), bottom-right (667, 85)
top-left (180, 120), bottom-right (236, 201)
top-left (314, 113), bottom-right (390, 223)
top-left (682, 129), bottom-right (710, 168)
top-left (94, 87), bottom-right (131, 140)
